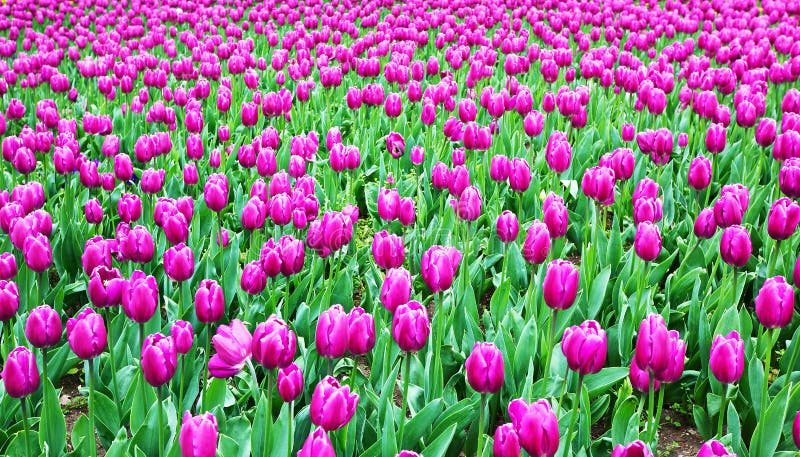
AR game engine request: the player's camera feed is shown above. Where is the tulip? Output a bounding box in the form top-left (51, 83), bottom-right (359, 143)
top-left (2, 346), bottom-right (39, 398)
top-left (164, 244), bottom-right (194, 282)
top-left (209, 319), bottom-right (252, 378)
top-left (392, 300), bottom-right (430, 353)
top-left (756, 118), bottom-right (777, 148)
top-left (545, 132), bottom-right (572, 173)
top-left (386, 132), bottom-right (405, 159)
top-left (767, 197), bottom-right (800, 241)
top-left (117, 193), bottom-right (142, 223)
top-left (561, 320), bottom-right (607, 375)
top-left (659, 330), bottom-right (687, 383)
top-left (0, 252), bottom-right (17, 279)
top-left (347, 307), bottom-right (376, 355)
top-left (316, 304), bottom-right (349, 360)
top-left (493, 423), bottom-right (521, 457)
top-left (125, 225), bottom-right (155, 264)
top-left (378, 188), bottom-right (400, 221)
top-left (720, 225), bottom-right (751, 268)
top-left (420, 245), bottom-right (462, 293)
top-left (705, 123), bottom-right (726, 154)
top-left (635, 314), bottom-right (670, 376)
top-left (278, 363), bottom-right (304, 402)
top-left (88, 266), bottom-right (125, 309)
top-left (581, 166), bottom-right (615, 206)
top-left (66, 308), bottom-right (107, 360)
top-left (449, 165), bottom-right (470, 197)
top-left (84, 198), bottom-right (103, 225)
top-left (696, 440), bottom-right (736, 457)
top-left (310, 376), bottom-right (359, 431)
top-left (454, 186), bottom-right (482, 221)
top-left (794, 410), bottom-right (800, 449)
top-left (508, 398), bottom-right (559, 457)
top-left (522, 220), bottom-right (551, 265)
top-left (542, 260), bottom-right (579, 310)
top-left (0, 280), bottom-right (19, 322)
top-left (688, 156), bottom-right (712, 191)
top-left (490, 155), bottom-right (511, 182)
top-left (141, 333), bottom-right (177, 387)
top-left (431, 162), bottom-right (451, 190)
top-left (756, 276), bottom-right (795, 329)
top-left (25, 305), bottom-right (61, 350)
top-left (496, 211), bottom-right (519, 243)
top-left (298, 428), bottom-right (335, 457)
top-left (694, 208), bottom-right (718, 239)
top-left (23, 233), bottom-right (53, 273)
top-left (622, 123), bottom-right (635, 142)
top-left (465, 342), bottom-right (504, 394)
top-left (195, 280), bottom-right (225, 324)
top-left (630, 359), bottom-right (660, 393)
top-left (252, 315), bottom-right (296, 370)
top-left (508, 158), bottom-right (532, 192)
top-left (611, 441), bottom-right (654, 457)
top-left (372, 231), bottom-right (405, 269)
top-left (634, 222), bottom-right (662, 262)
top-left (179, 412), bottom-right (218, 457)
top-left (122, 270), bottom-right (158, 324)
top-left (381, 268), bottom-right (411, 313)
top-left (204, 174), bottom-right (228, 213)
top-left (713, 193), bottom-right (744, 228)
top-left (171, 320), bottom-right (194, 354)
top-left (709, 331), bottom-right (744, 384)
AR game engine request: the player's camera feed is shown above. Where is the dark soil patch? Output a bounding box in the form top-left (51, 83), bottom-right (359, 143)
top-left (656, 408), bottom-right (704, 457)
top-left (59, 372), bottom-right (106, 456)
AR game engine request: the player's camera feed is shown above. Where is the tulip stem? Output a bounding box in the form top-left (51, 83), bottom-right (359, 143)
top-left (138, 323), bottom-right (145, 352)
top-left (653, 387), bottom-right (665, 448)
top-left (768, 240), bottom-right (781, 276)
top-left (20, 397), bottom-right (31, 457)
top-left (565, 374), bottom-right (584, 453)
top-left (541, 309), bottom-right (557, 399)
top-left (646, 376), bottom-right (656, 444)
top-left (42, 347), bottom-right (48, 382)
top-left (556, 367), bottom-right (570, 417)
top-left (761, 328), bottom-right (775, 419)
top-left (103, 309), bottom-right (122, 420)
top-left (287, 401), bottom-right (294, 457)
top-left (88, 358), bottom-right (97, 457)
top-left (476, 393), bottom-right (486, 457)
top-left (717, 383), bottom-right (728, 439)
top-left (264, 369), bottom-right (273, 457)
top-left (202, 325), bottom-right (211, 413)
top-left (434, 292), bottom-right (444, 398)
top-left (398, 352), bottom-right (411, 449)
top-left (157, 386), bottom-right (164, 457)
top-left (178, 355), bottom-right (185, 415)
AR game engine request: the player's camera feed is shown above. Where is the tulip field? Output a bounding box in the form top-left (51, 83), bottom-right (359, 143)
top-left (7, 0), bottom-right (800, 456)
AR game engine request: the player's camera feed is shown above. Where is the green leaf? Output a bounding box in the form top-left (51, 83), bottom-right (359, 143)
top-left (39, 378), bottom-right (66, 456)
top-left (381, 403), bottom-right (398, 457)
top-left (401, 398), bottom-right (444, 450)
top-left (420, 423), bottom-right (457, 457)
top-left (587, 266), bottom-right (611, 321)
top-left (251, 394), bottom-right (269, 457)
top-left (750, 382), bottom-right (796, 457)
top-left (611, 396), bottom-right (637, 446)
top-left (70, 414), bottom-right (93, 456)
top-left (585, 367), bottom-right (628, 396)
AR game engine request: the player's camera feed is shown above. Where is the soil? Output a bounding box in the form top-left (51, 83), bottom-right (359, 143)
top-left (591, 407), bottom-right (704, 456)
top-left (59, 371), bottom-right (106, 457)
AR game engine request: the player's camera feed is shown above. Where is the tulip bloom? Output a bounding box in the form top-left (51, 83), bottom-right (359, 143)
top-left (88, 266), bottom-right (125, 309)
top-left (420, 246), bottom-right (462, 293)
top-left (542, 260), bottom-right (579, 310)
top-left (720, 225), bottom-right (751, 268)
top-left (709, 331), bottom-right (744, 384)
top-left (635, 314), bottom-right (670, 376)
top-left (493, 423), bottom-right (521, 457)
top-left (25, 305), bottom-right (62, 349)
top-left (372, 231), bottom-right (405, 269)
top-left (347, 307), bottom-right (376, 355)
top-left (755, 276), bottom-right (794, 329)
top-left (298, 428), bottom-right (335, 457)
top-left (0, 252), bottom-right (17, 280)
top-left (316, 304), bottom-right (349, 359)
top-left (464, 342), bottom-right (504, 393)
top-left (141, 333), bottom-right (177, 387)
top-left (252, 315), bottom-right (296, 370)
top-left (392, 301), bottom-right (430, 352)
top-left (496, 211), bottom-right (519, 243)
top-left (310, 376), bottom-right (359, 431)
top-left (381, 268), bottom-right (412, 313)
top-left (195, 280), bottom-right (225, 324)
top-left (209, 320), bottom-right (252, 378)
top-left (66, 308), bottom-right (107, 360)
top-left (2, 346), bottom-right (40, 398)
top-left (507, 398), bottom-right (559, 457)
top-left (522, 220), bottom-right (551, 265)
top-left (696, 440), bottom-right (736, 457)
top-left (164, 244), bottom-right (195, 282)
top-left (688, 156), bottom-right (712, 191)
top-left (611, 441), bottom-right (654, 457)
top-left (0, 280), bottom-right (19, 322)
top-left (767, 198), bottom-right (800, 241)
top-left (122, 270), bottom-right (158, 324)
top-left (277, 363), bottom-right (304, 402)
top-left (171, 320), bottom-right (194, 355)
top-left (179, 412), bottom-right (218, 457)
top-left (634, 222), bottom-right (662, 262)
top-left (562, 320), bottom-right (607, 375)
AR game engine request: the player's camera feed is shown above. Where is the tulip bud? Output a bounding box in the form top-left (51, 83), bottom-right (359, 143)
top-left (720, 225), bottom-right (751, 268)
top-left (507, 398), bottom-right (559, 457)
top-left (635, 314), bottom-right (670, 376)
top-left (122, 270), bottom-right (159, 324)
top-left (66, 308), bottom-right (107, 360)
top-left (421, 245), bottom-right (462, 293)
top-left (298, 427), bottom-right (335, 457)
top-left (372, 231), bottom-right (405, 269)
top-left (381, 268), bottom-right (411, 313)
top-left (25, 305), bottom-right (62, 348)
top-left (88, 266), bottom-right (125, 308)
top-left (496, 210), bottom-right (519, 243)
top-left (164, 243), bottom-right (194, 282)
top-left (465, 342), bottom-right (504, 393)
top-left (709, 331), bottom-right (744, 384)
top-left (0, 280), bottom-right (19, 322)
top-left (688, 156), bottom-right (712, 191)
top-left (277, 363), bottom-right (304, 402)
top-left (171, 320), bottom-right (194, 354)
top-left (1, 346), bottom-right (40, 398)
top-left (522, 220), bottom-right (551, 265)
top-left (696, 440), bottom-right (736, 457)
top-left (316, 304), bottom-right (349, 359)
top-left (195, 279), bottom-right (225, 324)
top-left (141, 333), bottom-right (177, 387)
top-left (252, 315), bottom-right (296, 369)
top-left (755, 276), bottom-right (794, 329)
top-left (0, 252), bottom-right (17, 280)
top-left (493, 423), bottom-right (521, 457)
top-left (768, 197), bottom-right (800, 240)
top-left (310, 376), bottom-right (359, 431)
top-left (634, 222), bottom-right (662, 262)
top-left (179, 412), bottom-right (219, 457)
top-left (392, 300), bottom-right (430, 352)
top-left (562, 320), bottom-right (607, 375)
top-left (347, 307), bottom-right (376, 355)
top-left (542, 259), bottom-right (579, 310)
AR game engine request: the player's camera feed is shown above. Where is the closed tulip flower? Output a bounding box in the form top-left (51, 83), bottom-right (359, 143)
top-left (84, 198), bottom-right (103, 225)
top-left (88, 266), bottom-right (125, 308)
top-left (562, 320), bottom-right (607, 375)
top-left (611, 441), bottom-right (654, 457)
top-left (508, 158), bottom-right (532, 192)
top-left (125, 225), bottom-right (155, 264)
top-left (392, 300), bottom-right (430, 352)
top-left (2, 347), bottom-right (40, 398)
top-left (66, 308), bottom-right (107, 360)
top-left (141, 333), bottom-right (177, 387)
top-left (140, 168), bottom-right (166, 194)
top-left (372, 231), bottom-right (405, 269)
top-left (278, 363), bottom-right (304, 403)
top-left (316, 304), bottom-right (349, 359)
top-left (0, 280), bottom-right (19, 321)
top-left (493, 423), bottom-right (521, 457)
top-left (633, 198), bottom-right (663, 225)
top-left (431, 162), bottom-right (451, 190)
top-left (756, 118), bottom-right (777, 148)
top-left (508, 398), bottom-right (559, 457)
top-left (310, 376), bottom-right (359, 431)
top-left (694, 208), bottom-right (718, 239)
top-left (768, 198), bottom-right (800, 240)
top-left (348, 307), bottom-right (376, 355)
top-left (448, 165), bottom-right (471, 197)
top-left (171, 320), bottom-right (194, 354)
top-left (298, 428), bottom-right (335, 457)
top-left (709, 331), bottom-right (744, 384)
top-left (179, 412), bottom-right (218, 457)
top-left (634, 222), bottom-right (662, 262)
top-left (465, 342), bottom-right (504, 393)
top-left (421, 245), bottom-right (462, 293)
top-left (581, 166), bottom-right (616, 206)
top-left (397, 198), bottom-right (416, 226)
top-left (659, 330), bottom-right (687, 383)
top-left (522, 220), bottom-right (551, 265)
top-left (25, 305), bottom-right (61, 348)
top-left (635, 314), bottom-right (670, 376)
top-left (23, 233), bottom-right (53, 273)
top-left (204, 174), bottom-right (228, 213)
top-left (122, 270), bottom-right (158, 324)
top-left (490, 155), bottom-right (511, 182)
top-left (542, 259), bottom-right (579, 310)
top-left (81, 237), bottom-right (112, 276)
top-left (713, 193), bottom-right (744, 228)
top-left (696, 440), bottom-right (736, 457)
top-left (381, 268), bottom-right (412, 313)
top-left (252, 315), bottom-right (296, 369)
top-left (209, 319), bottom-right (252, 378)
top-left (705, 123), bottom-right (727, 154)
top-left (164, 244), bottom-right (194, 282)
top-left (546, 132), bottom-right (572, 173)
top-left (378, 188), bottom-right (400, 221)
top-left (622, 123), bottom-right (635, 142)
top-left (688, 156), bottom-right (712, 191)
top-left (755, 276), bottom-right (794, 329)
top-left (455, 186), bottom-right (482, 221)
top-left (0, 252), bottom-right (17, 279)
top-left (720, 225), bottom-right (752, 268)
top-left (117, 193), bottom-right (142, 223)
top-left (195, 279), bottom-right (224, 324)
top-left (496, 210), bottom-right (519, 243)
